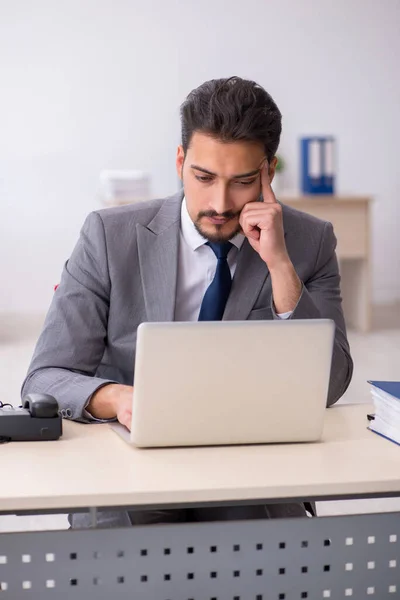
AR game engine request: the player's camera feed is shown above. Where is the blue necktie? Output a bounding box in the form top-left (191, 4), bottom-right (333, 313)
top-left (198, 242), bottom-right (233, 321)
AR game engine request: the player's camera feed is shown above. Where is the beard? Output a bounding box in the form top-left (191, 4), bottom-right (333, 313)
top-left (194, 210), bottom-right (242, 243)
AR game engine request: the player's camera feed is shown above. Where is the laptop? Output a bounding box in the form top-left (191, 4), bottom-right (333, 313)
top-left (110, 319), bottom-right (335, 448)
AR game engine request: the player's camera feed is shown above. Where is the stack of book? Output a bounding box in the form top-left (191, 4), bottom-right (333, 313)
top-left (368, 381), bottom-right (400, 445)
top-left (100, 170), bottom-right (151, 207)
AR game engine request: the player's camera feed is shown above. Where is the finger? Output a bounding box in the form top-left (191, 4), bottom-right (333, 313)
top-left (239, 213), bottom-right (260, 240)
top-left (240, 222), bottom-right (260, 241)
top-left (242, 225), bottom-right (260, 241)
top-left (261, 161), bottom-right (278, 204)
top-left (241, 204), bottom-right (281, 218)
top-left (241, 208), bottom-right (280, 229)
top-left (119, 411), bottom-right (132, 431)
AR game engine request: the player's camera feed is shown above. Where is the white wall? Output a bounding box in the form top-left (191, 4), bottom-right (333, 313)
top-left (1, 0), bottom-right (399, 313)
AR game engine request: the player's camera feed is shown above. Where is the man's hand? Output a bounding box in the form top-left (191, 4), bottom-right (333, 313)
top-left (86, 383), bottom-right (133, 429)
top-left (239, 161), bottom-right (302, 313)
top-left (239, 161), bottom-right (288, 270)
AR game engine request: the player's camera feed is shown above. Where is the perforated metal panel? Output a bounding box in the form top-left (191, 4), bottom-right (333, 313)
top-left (1, 512), bottom-right (400, 599)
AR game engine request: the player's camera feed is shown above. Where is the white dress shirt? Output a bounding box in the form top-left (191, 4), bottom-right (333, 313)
top-left (174, 198), bottom-right (292, 321)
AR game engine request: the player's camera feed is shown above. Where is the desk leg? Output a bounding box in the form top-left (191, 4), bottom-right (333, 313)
top-left (339, 258), bottom-right (371, 332)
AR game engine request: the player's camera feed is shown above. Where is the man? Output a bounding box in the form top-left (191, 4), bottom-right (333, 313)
top-left (22, 76), bottom-right (353, 526)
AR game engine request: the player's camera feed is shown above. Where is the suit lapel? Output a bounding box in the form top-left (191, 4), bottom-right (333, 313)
top-left (223, 239), bottom-right (270, 321)
top-left (137, 194), bottom-right (182, 322)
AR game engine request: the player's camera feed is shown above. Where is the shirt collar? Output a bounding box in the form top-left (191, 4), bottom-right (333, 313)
top-left (180, 198), bottom-right (245, 251)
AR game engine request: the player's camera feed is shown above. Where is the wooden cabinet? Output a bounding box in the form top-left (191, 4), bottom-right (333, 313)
top-left (281, 196), bottom-right (372, 332)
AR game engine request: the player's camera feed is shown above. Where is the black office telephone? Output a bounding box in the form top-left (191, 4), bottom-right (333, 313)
top-left (0, 394), bottom-right (62, 442)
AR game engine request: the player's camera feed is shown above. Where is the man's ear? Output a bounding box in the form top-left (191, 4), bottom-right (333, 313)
top-left (268, 156), bottom-right (278, 183)
top-left (176, 145), bottom-right (185, 180)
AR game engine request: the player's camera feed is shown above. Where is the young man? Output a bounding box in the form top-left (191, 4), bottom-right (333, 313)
top-left (22, 77), bottom-right (353, 526)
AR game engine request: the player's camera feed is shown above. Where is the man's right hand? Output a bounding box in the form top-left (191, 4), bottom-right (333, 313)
top-left (86, 384), bottom-right (133, 429)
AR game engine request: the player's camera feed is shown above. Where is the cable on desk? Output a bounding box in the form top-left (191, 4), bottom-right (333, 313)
top-left (0, 401), bottom-right (13, 409)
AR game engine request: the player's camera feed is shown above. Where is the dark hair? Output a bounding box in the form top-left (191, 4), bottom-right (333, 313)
top-left (180, 76), bottom-right (282, 162)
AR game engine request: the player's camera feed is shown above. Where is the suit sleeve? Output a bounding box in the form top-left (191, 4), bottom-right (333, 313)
top-left (21, 212), bottom-right (117, 422)
top-left (272, 222), bottom-right (353, 406)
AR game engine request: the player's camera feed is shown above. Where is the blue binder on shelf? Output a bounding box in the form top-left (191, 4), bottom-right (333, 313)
top-left (369, 381), bottom-right (400, 400)
top-left (300, 136), bottom-right (335, 195)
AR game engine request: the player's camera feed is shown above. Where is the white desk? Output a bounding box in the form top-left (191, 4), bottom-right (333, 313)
top-left (0, 404), bottom-right (398, 513)
top-left (1, 404), bottom-right (400, 600)
top-left (281, 196), bottom-right (372, 332)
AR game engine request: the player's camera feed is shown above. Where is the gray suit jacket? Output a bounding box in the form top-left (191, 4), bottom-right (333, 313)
top-left (22, 191), bottom-right (353, 526)
top-left (22, 191), bottom-right (353, 417)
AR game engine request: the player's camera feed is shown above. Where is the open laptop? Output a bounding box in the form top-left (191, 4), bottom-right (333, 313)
top-left (110, 319), bottom-right (335, 448)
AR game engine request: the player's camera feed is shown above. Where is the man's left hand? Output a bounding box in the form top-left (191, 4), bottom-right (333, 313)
top-left (239, 160), bottom-right (302, 313)
top-left (239, 161), bottom-right (289, 272)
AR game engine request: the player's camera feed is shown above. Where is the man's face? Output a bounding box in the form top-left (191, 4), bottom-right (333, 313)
top-left (176, 132), bottom-right (277, 243)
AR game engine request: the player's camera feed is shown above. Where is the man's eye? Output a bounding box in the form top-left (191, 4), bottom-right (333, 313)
top-left (235, 179), bottom-right (257, 186)
top-left (195, 175), bottom-right (213, 182)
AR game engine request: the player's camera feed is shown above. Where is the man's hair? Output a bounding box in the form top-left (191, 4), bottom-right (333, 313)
top-left (180, 76), bottom-right (282, 162)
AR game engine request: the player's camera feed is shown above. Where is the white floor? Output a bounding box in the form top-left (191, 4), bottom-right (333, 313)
top-left (1, 308), bottom-right (400, 531)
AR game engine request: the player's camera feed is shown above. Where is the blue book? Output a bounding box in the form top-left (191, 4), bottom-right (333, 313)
top-left (368, 381), bottom-right (400, 400)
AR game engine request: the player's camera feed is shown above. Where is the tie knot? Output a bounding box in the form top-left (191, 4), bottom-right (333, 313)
top-left (207, 241), bottom-right (233, 260)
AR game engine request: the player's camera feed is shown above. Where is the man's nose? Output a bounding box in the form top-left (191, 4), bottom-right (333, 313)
top-left (209, 183), bottom-right (231, 215)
